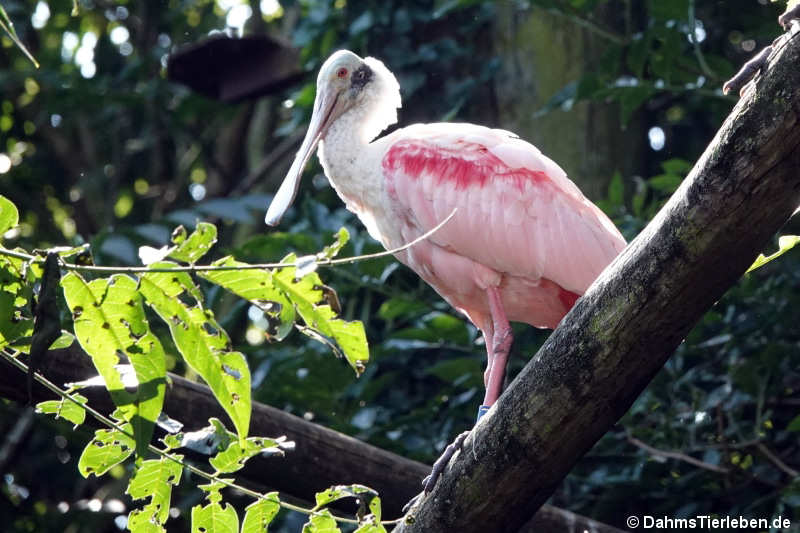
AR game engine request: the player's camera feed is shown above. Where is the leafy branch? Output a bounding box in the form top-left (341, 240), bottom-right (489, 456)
top-left (0, 194), bottom-right (407, 532)
top-left (1, 348), bottom-right (396, 531)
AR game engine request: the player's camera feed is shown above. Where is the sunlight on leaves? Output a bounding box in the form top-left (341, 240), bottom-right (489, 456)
top-left (35, 394), bottom-right (87, 427)
top-left (0, 195), bottom-right (19, 235)
top-left (140, 264), bottom-right (251, 442)
top-left (0, 254), bottom-right (33, 351)
top-left (275, 254), bottom-right (368, 375)
top-left (302, 509), bottom-right (341, 533)
top-left (61, 273), bottom-right (166, 457)
top-left (210, 435), bottom-right (294, 474)
top-left (169, 222), bottom-right (218, 264)
top-left (199, 256), bottom-right (295, 340)
top-left (241, 494), bottom-right (281, 533)
top-left (78, 424), bottom-right (135, 477)
top-left (191, 500), bottom-right (239, 533)
top-left (126, 457), bottom-right (183, 531)
top-left (747, 235), bottom-right (800, 273)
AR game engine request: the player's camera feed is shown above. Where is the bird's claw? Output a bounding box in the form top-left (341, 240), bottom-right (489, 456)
top-left (422, 430), bottom-right (470, 494)
top-left (779, 4), bottom-right (800, 31)
top-left (401, 430), bottom-right (471, 515)
top-left (723, 8), bottom-right (800, 96)
top-left (722, 45), bottom-right (773, 96)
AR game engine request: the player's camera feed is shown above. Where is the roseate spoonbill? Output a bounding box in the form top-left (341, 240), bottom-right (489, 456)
top-left (265, 49), bottom-right (626, 490)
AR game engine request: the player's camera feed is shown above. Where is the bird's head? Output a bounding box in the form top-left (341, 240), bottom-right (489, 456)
top-left (265, 50), bottom-right (400, 226)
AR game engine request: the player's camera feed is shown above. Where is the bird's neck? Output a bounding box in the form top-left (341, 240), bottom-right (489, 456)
top-left (317, 104), bottom-right (392, 240)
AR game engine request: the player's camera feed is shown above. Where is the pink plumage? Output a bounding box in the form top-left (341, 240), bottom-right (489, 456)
top-left (381, 124), bottom-right (626, 334)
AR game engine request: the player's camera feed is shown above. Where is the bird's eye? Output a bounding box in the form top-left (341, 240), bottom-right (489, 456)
top-left (337, 67), bottom-right (348, 78)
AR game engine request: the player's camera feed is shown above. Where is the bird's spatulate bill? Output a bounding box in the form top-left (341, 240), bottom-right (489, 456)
top-left (265, 87), bottom-right (342, 226)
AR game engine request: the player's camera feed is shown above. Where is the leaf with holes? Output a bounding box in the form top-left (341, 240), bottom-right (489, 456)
top-left (78, 425), bottom-right (135, 477)
top-left (61, 273), bottom-right (166, 457)
top-left (275, 255), bottom-right (368, 375)
top-left (354, 522), bottom-right (387, 533)
top-left (140, 263), bottom-right (251, 442)
top-left (169, 222), bottom-right (217, 264)
top-left (210, 435), bottom-right (292, 474)
top-left (199, 257), bottom-right (295, 341)
top-left (126, 456), bottom-right (183, 531)
top-left (191, 501), bottom-right (239, 533)
top-left (36, 394), bottom-right (87, 427)
top-left (318, 227), bottom-right (350, 259)
top-left (314, 484), bottom-right (381, 524)
top-left (302, 510), bottom-right (341, 533)
top-left (241, 494), bottom-right (281, 533)
top-left (0, 254), bottom-right (33, 350)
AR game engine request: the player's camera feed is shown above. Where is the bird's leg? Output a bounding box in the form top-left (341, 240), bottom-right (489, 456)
top-left (481, 286), bottom-right (513, 410)
top-left (723, 7), bottom-right (800, 96)
top-left (482, 320), bottom-right (495, 388)
top-left (409, 289), bottom-right (513, 503)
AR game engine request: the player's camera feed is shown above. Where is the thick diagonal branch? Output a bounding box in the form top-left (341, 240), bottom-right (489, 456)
top-left (393, 33), bottom-right (800, 533)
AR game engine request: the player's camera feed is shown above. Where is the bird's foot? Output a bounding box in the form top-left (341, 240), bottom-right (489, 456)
top-left (723, 9), bottom-right (800, 96)
top-left (723, 45), bottom-right (774, 96)
top-left (422, 430), bottom-right (470, 493)
top-left (402, 430), bottom-right (470, 514)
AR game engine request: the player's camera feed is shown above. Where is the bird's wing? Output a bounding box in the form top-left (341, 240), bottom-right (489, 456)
top-left (381, 123), bottom-right (626, 294)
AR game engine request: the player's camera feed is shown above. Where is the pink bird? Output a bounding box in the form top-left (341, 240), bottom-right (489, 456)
top-left (266, 50), bottom-right (626, 486)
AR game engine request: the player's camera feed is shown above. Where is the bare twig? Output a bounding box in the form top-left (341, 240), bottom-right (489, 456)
top-left (0, 209), bottom-right (458, 274)
top-left (627, 435), bottom-right (731, 474)
top-left (756, 442), bottom-right (799, 479)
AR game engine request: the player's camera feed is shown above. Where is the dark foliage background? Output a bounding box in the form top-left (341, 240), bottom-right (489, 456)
top-left (0, 0), bottom-right (798, 531)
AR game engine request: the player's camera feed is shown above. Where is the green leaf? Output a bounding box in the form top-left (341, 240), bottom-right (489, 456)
top-left (302, 510), bottom-right (341, 533)
top-left (241, 494), bottom-right (281, 533)
top-left (0, 195), bottom-right (19, 236)
top-left (648, 174), bottom-right (683, 193)
top-left (314, 485), bottom-right (379, 514)
top-left (660, 158), bottom-right (692, 175)
top-left (61, 272), bottom-right (167, 457)
top-left (787, 414), bottom-right (800, 432)
top-left (318, 228), bottom-right (350, 259)
top-left (35, 394), bottom-right (87, 426)
top-left (140, 264), bottom-right (251, 441)
top-left (198, 479), bottom-right (231, 503)
top-left (747, 235), bottom-right (800, 273)
top-left (377, 298), bottom-right (428, 321)
top-left (607, 172), bottom-right (624, 208)
top-left (127, 457), bottom-right (183, 529)
top-left (127, 510), bottom-right (166, 533)
top-left (169, 222), bottom-right (217, 264)
top-left (191, 501), bottom-right (239, 533)
top-left (78, 425), bottom-right (135, 477)
top-left (199, 257), bottom-right (295, 341)
top-left (0, 255), bottom-right (34, 350)
top-left (618, 86), bottom-right (655, 125)
top-left (275, 255), bottom-right (369, 375)
top-left (353, 523), bottom-right (387, 533)
top-left (210, 436), bottom-right (290, 474)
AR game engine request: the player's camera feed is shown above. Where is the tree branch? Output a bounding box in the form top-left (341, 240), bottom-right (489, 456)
top-left (393, 32), bottom-right (800, 532)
